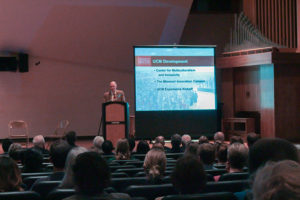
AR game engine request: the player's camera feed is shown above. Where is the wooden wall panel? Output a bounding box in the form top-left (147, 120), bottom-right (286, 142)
top-left (220, 69), bottom-right (235, 118)
top-left (259, 64), bottom-right (275, 137)
top-left (274, 64), bottom-right (300, 142)
top-left (234, 67), bottom-right (260, 112)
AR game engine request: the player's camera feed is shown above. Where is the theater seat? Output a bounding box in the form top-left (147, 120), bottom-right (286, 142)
top-left (46, 189), bottom-right (75, 200)
top-left (162, 191), bottom-right (237, 200)
top-left (0, 191), bottom-right (41, 200)
top-left (110, 177), bottom-right (148, 192)
top-left (218, 172), bottom-right (249, 181)
top-left (124, 184), bottom-right (178, 200)
top-left (31, 181), bottom-right (61, 199)
top-left (204, 180), bottom-right (250, 193)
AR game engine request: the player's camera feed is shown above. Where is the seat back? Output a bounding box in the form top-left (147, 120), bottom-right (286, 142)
top-left (114, 167), bottom-right (144, 176)
top-left (218, 172), bottom-right (249, 181)
top-left (22, 176), bottom-right (48, 190)
top-left (31, 181), bottom-right (61, 198)
top-left (204, 180), bottom-right (250, 193)
top-left (46, 189), bottom-right (75, 200)
top-left (125, 183), bottom-right (178, 200)
top-left (110, 177), bottom-right (148, 192)
top-left (0, 191), bottom-right (41, 200)
top-left (162, 192), bottom-right (236, 200)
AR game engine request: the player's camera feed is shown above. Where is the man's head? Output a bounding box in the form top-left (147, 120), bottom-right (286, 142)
top-left (247, 132), bottom-right (261, 148)
top-left (198, 143), bottom-right (215, 165)
top-left (32, 135), bottom-right (46, 149)
top-left (50, 140), bottom-right (72, 170)
top-left (198, 136), bottom-right (209, 144)
top-left (171, 134), bottom-right (182, 149)
top-left (182, 134), bottom-right (192, 147)
top-left (93, 136), bottom-right (104, 149)
top-left (73, 151), bottom-right (111, 195)
top-left (102, 140), bottom-right (114, 154)
top-left (230, 135), bottom-right (244, 145)
top-left (65, 131), bottom-right (77, 146)
top-left (155, 136), bottom-right (165, 146)
top-left (109, 81), bottom-right (117, 93)
top-left (214, 132), bottom-right (225, 143)
top-left (171, 155), bottom-right (206, 194)
top-left (227, 143), bottom-right (248, 172)
top-left (248, 138), bottom-right (299, 174)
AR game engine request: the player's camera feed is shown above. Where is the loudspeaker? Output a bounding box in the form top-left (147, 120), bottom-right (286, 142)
top-left (18, 53), bottom-right (28, 72)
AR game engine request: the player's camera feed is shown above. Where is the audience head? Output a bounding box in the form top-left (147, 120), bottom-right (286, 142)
top-left (198, 143), bottom-right (215, 166)
top-left (2, 138), bottom-right (13, 153)
top-left (230, 135), bottom-right (244, 144)
top-left (8, 143), bottom-right (23, 162)
top-left (73, 152), bottom-right (110, 196)
top-left (65, 131), bottom-right (77, 146)
top-left (115, 138), bottom-right (130, 160)
top-left (171, 134), bottom-right (182, 150)
top-left (93, 136), bottom-right (104, 151)
top-left (172, 155), bottom-right (206, 194)
top-left (23, 148), bottom-right (43, 172)
top-left (50, 140), bottom-right (72, 170)
top-left (128, 138), bottom-right (136, 152)
top-left (184, 142), bottom-right (199, 157)
top-left (0, 156), bottom-right (22, 192)
top-left (227, 143), bottom-right (248, 172)
top-left (198, 135), bottom-right (209, 144)
top-left (32, 135), bottom-right (46, 149)
top-left (60, 146), bottom-right (88, 188)
top-left (214, 132), bottom-right (225, 143)
top-left (248, 138), bottom-right (299, 174)
top-left (151, 142), bottom-right (164, 151)
top-left (181, 134), bottom-right (192, 147)
top-left (216, 143), bottom-right (228, 164)
top-left (136, 140), bottom-right (150, 154)
top-left (253, 160), bottom-right (300, 200)
top-left (155, 136), bottom-right (165, 146)
top-left (102, 140), bottom-right (114, 155)
top-left (247, 132), bottom-right (261, 148)
top-left (144, 148), bottom-right (166, 182)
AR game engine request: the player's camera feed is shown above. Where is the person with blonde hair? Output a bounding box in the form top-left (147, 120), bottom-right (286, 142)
top-left (143, 148), bottom-right (166, 183)
top-left (115, 138), bottom-right (130, 160)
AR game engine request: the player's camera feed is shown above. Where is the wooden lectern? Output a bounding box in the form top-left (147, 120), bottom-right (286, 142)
top-left (102, 102), bottom-right (129, 147)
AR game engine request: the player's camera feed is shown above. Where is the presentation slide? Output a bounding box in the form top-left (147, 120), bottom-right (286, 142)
top-left (135, 47), bottom-right (216, 111)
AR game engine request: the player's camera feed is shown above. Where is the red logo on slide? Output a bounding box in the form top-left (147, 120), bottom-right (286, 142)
top-left (136, 56), bottom-right (151, 66)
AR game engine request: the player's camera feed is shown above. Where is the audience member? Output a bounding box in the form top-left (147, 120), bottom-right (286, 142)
top-left (136, 140), bottom-right (150, 154)
top-left (247, 132), bottom-right (260, 148)
top-left (198, 135), bottom-right (209, 144)
top-left (151, 142), bottom-right (164, 151)
top-left (115, 138), bottom-right (131, 160)
top-left (252, 160), bottom-right (300, 200)
top-left (59, 146), bottom-right (88, 189)
top-left (1, 138), bottom-right (13, 155)
top-left (155, 136), bottom-right (171, 152)
top-left (184, 142), bottom-right (199, 157)
top-left (65, 131), bottom-right (77, 147)
top-left (171, 155), bottom-right (206, 194)
top-left (143, 148), bottom-right (166, 184)
top-left (90, 136), bottom-right (104, 154)
top-left (102, 140), bottom-right (114, 156)
top-left (226, 143), bottom-right (248, 173)
top-left (169, 134), bottom-right (183, 153)
top-left (8, 143), bottom-right (23, 162)
top-left (63, 151), bottom-right (130, 200)
top-left (235, 138), bottom-right (300, 200)
top-left (230, 135), bottom-right (244, 145)
top-left (198, 143), bottom-right (216, 170)
top-left (32, 135), bottom-right (49, 154)
top-left (181, 134), bottom-right (192, 151)
top-left (0, 156), bottom-right (23, 192)
top-left (214, 143), bottom-right (228, 166)
top-left (214, 131), bottom-right (225, 144)
top-left (22, 148), bottom-right (45, 173)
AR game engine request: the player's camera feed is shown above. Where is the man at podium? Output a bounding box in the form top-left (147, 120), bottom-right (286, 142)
top-left (103, 81), bottom-right (126, 102)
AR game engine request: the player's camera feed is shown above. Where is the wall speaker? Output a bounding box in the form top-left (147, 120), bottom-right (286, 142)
top-left (18, 53), bottom-right (28, 72)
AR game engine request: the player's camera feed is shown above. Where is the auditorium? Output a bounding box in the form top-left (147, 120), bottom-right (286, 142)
top-left (0, 0), bottom-right (299, 200)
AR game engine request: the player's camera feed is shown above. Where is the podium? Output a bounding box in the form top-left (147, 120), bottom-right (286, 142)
top-left (102, 102), bottom-right (129, 147)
